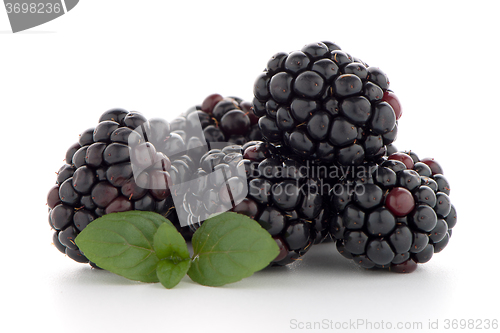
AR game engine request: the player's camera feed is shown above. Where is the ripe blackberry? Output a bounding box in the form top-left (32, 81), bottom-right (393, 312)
top-left (252, 42), bottom-right (402, 166)
top-left (166, 94), bottom-right (263, 165)
top-left (176, 141), bottom-right (331, 266)
top-left (160, 94), bottom-right (265, 240)
top-left (48, 109), bottom-right (184, 264)
top-left (329, 152), bottom-right (456, 273)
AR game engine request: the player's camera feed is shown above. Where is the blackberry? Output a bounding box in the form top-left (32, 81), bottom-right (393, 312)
top-left (252, 42), bottom-right (402, 166)
top-left (48, 109), bottom-right (183, 264)
top-left (166, 94), bottom-right (263, 165)
top-left (330, 151), bottom-right (456, 273)
top-left (161, 94), bottom-right (265, 240)
top-left (176, 141), bottom-right (331, 266)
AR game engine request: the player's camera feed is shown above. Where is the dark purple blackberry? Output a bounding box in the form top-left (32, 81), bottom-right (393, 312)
top-left (48, 109), bottom-right (181, 265)
top-left (329, 151), bottom-right (456, 273)
top-left (176, 141), bottom-right (331, 266)
top-left (156, 94), bottom-right (265, 240)
top-left (165, 94), bottom-right (263, 165)
top-left (252, 42), bottom-right (402, 166)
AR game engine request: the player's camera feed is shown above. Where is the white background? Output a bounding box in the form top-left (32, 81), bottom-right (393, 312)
top-left (1, 1), bottom-right (499, 332)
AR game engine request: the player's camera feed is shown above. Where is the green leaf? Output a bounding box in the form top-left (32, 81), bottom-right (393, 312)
top-left (75, 211), bottom-right (175, 283)
top-left (153, 223), bottom-right (191, 261)
top-left (156, 260), bottom-right (191, 289)
top-left (153, 223), bottom-right (191, 289)
top-left (187, 212), bottom-right (280, 287)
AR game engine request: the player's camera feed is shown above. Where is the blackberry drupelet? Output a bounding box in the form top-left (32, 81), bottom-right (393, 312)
top-left (48, 109), bottom-right (182, 264)
top-left (178, 141), bottom-right (331, 266)
top-left (329, 151), bottom-right (456, 273)
top-left (252, 42), bottom-right (402, 166)
top-left (165, 94), bottom-right (263, 166)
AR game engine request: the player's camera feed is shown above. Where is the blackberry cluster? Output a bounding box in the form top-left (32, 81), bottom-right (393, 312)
top-left (179, 141), bottom-right (330, 265)
top-left (329, 152), bottom-right (457, 273)
top-left (166, 94), bottom-right (263, 165)
top-left (47, 109), bottom-right (183, 264)
top-left (47, 41), bottom-right (458, 274)
top-left (252, 41), bottom-right (402, 166)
